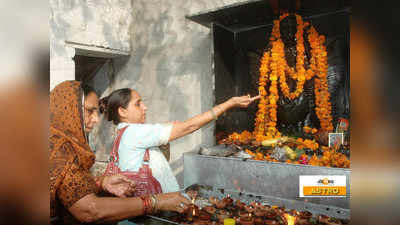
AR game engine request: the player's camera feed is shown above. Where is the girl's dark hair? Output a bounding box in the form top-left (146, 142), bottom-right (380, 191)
top-left (81, 83), bottom-right (97, 97)
top-left (99, 88), bottom-right (132, 125)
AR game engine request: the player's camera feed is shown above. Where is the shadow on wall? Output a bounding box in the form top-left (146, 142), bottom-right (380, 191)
top-left (151, 2), bottom-right (213, 186)
top-left (51, 0), bottom-right (131, 54)
top-left (90, 114), bottom-right (117, 162)
top-left (91, 0), bottom-right (214, 187)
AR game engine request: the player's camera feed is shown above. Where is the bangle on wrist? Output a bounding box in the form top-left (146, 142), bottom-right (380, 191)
top-left (140, 195), bottom-right (155, 215)
top-left (140, 196), bottom-right (150, 215)
top-left (210, 108), bottom-right (218, 121)
top-left (150, 195), bottom-right (158, 213)
top-left (147, 196), bottom-right (152, 214)
top-left (140, 196), bottom-right (146, 215)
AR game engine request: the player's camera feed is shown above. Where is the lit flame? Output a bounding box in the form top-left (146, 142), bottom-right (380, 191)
top-left (192, 208), bottom-right (196, 216)
top-left (284, 213), bottom-right (295, 225)
top-left (227, 194), bottom-right (230, 198)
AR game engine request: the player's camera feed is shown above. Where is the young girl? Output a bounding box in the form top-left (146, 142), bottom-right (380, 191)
top-left (101, 88), bottom-right (259, 192)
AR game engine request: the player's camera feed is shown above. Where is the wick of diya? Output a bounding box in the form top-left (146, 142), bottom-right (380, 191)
top-left (284, 213), bottom-right (295, 225)
top-left (192, 197), bottom-right (196, 216)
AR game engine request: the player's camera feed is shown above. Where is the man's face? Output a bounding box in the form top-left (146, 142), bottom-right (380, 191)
top-left (83, 92), bottom-right (99, 134)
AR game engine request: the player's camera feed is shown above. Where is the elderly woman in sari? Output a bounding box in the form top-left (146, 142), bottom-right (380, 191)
top-left (50, 81), bottom-right (190, 225)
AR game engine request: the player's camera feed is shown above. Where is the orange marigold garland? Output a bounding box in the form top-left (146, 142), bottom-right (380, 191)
top-left (303, 126), bottom-right (318, 134)
top-left (296, 138), bottom-right (319, 150)
top-left (226, 131), bottom-right (253, 145)
top-left (254, 12), bottom-right (334, 139)
top-left (220, 13), bottom-right (347, 168)
top-left (272, 14), bottom-right (313, 100)
top-left (254, 51), bottom-right (270, 141)
top-left (308, 26), bottom-right (334, 132)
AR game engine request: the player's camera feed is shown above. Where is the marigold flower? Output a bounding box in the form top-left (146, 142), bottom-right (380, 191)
top-left (253, 12), bottom-right (334, 141)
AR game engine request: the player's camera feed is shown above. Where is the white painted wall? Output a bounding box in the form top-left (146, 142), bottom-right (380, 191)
top-left (50, 0), bottom-right (251, 187)
top-left (50, 0), bottom-right (132, 90)
top-left (90, 0), bottom-right (250, 187)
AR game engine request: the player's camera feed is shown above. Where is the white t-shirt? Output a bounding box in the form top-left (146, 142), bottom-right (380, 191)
top-left (116, 122), bottom-right (179, 193)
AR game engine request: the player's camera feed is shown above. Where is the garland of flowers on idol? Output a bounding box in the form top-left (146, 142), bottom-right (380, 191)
top-left (254, 51), bottom-right (271, 141)
top-left (308, 25), bottom-right (334, 132)
top-left (254, 13), bottom-right (333, 141)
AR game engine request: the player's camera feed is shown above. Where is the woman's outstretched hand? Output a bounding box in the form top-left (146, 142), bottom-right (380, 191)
top-left (230, 94), bottom-right (260, 108)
